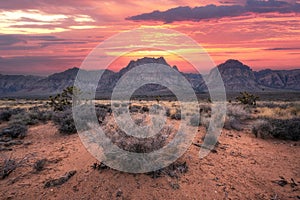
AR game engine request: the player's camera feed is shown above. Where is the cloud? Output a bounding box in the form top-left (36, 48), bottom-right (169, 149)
top-left (0, 35), bottom-right (26, 46)
top-left (0, 55), bottom-right (83, 75)
top-left (0, 9), bottom-right (100, 34)
top-left (265, 47), bottom-right (300, 51)
top-left (126, 0), bottom-right (300, 23)
top-left (0, 34), bottom-right (90, 50)
top-left (246, 0), bottom-right (299, 13)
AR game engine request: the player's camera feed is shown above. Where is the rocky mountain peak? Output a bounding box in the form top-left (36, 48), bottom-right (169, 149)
top-left (119, 57), bottom-right (170, 75)
top-left (172, 65), bottom-right (179, 71)
top-left (218, 59), bottom-right (251, 71)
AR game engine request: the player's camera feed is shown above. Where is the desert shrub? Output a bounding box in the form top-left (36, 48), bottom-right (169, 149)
top-left (290, 104), bottom-right (300, 116)
top-left (190, 114), bottom-right (200, 126)
top-left (223, 104), bottom-right (251, 131)
top-left (224, 116), bottom-right (243, 131)
top-left (104, 119), bottom-right (173, 153)
top-left (0, 110), bottom-right (12, 122)
top-left (113, 102), bottom-right (120, 107)
top-left (270, 118), bottom-right (300, 141)
top-left (200, 116), bottom-right (210, 128)
top-left (121, 103), bottom-right (128, 107)
top-left (150, 104), bottom-right (164, 115)
top-left (111, 128), bottom-right (168, 153)
top-left (251, 119), bottom-right (273, 139)
top-left (141, 106), bottom-right (149, 113)
top-left (199, 104), bottom-right (211, 113)
top-left (227, 104), bottom-right (250, 120)
top-left (96, 104), bottom-right (111, 115)
top-left (28, 107), bottom-right (52, 123)
top-left (129, 105), bottom-right (141, 113)
top-left (33, 159), bottom-right (47, 172)
top-left (165, 108), bottom-right (171, 117)
top-left (147, 161), bottom-right (188, 179)
top-left (0, 108), bottom-right (27, 122)
top-left (52, 109), bottom-right (76, 134)
top-left (96, 104), bottom-right (110, 110)
top-left (170, 113), bottom-right (181, 120)
top-left (257, 102), bottom-right (278, 108)
top-left (251, 118), bottom-right (300, 140)
top-left (10, 112), bottom-right (38, 126)
top-left (1, 124), bottom-right (28, 138)
top-left (53, 104), bottom-right (108, 134)
top-left (11, 108), bottom-right (26, 116)
top-left (236, 92), bottom-right (259, 106)
top-left (170, 109), bottom-right (181, 120)
top-left (96, 107), bottom-right (108, 123)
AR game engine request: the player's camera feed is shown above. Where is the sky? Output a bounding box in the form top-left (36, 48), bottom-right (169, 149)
top-left (0, 0), bottom-right (299, 75)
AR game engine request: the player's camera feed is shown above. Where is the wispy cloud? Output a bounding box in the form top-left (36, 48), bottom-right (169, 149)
top-left (265, 47), bottom-right (300, 51)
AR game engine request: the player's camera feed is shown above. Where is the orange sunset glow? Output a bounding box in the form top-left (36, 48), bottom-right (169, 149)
top-left (0, 0), bottom-right (299, 75)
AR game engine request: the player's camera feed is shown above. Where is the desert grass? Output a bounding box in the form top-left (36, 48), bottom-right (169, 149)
top-left (255, 101), bottom-right (300, 119)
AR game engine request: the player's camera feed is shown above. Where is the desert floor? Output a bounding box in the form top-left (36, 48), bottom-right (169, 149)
top-left (0, 121), bottom-right (299, 200)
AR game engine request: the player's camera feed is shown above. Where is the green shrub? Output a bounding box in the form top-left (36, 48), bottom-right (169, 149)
top-left (236, 92), bottom-right (259, 106)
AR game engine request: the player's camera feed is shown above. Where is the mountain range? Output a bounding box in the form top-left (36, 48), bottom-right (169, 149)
top-left (0, 57), bottom-right (299, 98)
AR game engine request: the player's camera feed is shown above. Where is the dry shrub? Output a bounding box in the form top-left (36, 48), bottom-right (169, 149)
top-left (189, 114), bottom-right (200, 126)
top-left (33, 158), bottom-right (47, 172)
top-left (52, 108), bottom-right (76, 134)
top-left (0, 154), bottom-right (32, 179)
top-left (252, 119), bottom-right (273, 139)
top-left (170, 109), bottom-right (182, 120)
top-left (255, 103), bottom-right (300, 119)
top-left (252, 118), bottom-right (300, 141)
top-left (1, 124), bottom-right (28, 139)
top-left (52, 104), bottom-right (109, 134)
top-left (199, 104), bottom-right (211, 114)
top-left (224, 116), bottom-right (243, 131)
top-left (227, 104), bottom-right (250, 120)
top-left (103, 115), bottom-right (173, 153)
top-left (0, 110), bottom-right (12, 122)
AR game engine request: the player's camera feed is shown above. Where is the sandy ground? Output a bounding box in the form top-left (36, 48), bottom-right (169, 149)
top-left (0, 122), bottom-right (299, 200)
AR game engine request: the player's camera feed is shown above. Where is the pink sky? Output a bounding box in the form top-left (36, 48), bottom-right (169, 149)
top-left (0, 0), bottom-right (299, 75)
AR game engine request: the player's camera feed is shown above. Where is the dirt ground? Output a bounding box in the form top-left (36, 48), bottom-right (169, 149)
top-left (0, 122), bottom-right (299, 200)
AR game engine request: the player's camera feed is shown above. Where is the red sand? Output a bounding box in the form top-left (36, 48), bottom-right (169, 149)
top-left (0, 123), bottom-right (299, 199)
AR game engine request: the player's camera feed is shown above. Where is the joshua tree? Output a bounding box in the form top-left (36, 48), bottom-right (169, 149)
top-left (49, 86), bottom-right (81, 111)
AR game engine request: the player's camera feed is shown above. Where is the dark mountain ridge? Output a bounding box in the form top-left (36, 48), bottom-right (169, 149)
top-left (0, 57), bottom-right (299, 97)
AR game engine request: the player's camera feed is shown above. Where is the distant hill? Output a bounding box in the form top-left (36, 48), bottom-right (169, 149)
top-left (0, 57), bottom-right (299, 98)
